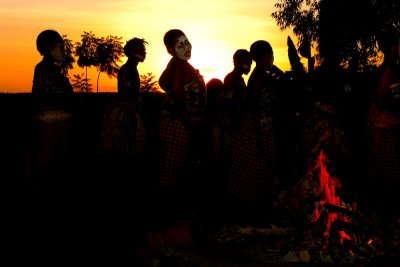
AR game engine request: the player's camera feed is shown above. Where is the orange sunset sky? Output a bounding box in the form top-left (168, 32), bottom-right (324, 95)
top-left (0, 0), bottom-right (295, 93)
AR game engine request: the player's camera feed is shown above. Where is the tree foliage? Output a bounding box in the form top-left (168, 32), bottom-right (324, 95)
top-left (74, 31), bottom-right (98, 88)
top-left (95, 35), bottom-right (124, 92)
top-left (74, 31), bottom-right (98, 69)
top-left (61, 35), bottom-right (75, 76)
top-left (140, 72), bottom-right (160, 93)
top-left (271, 0), bottom-right (400, 73)
top-left (70, 73), bottom-right (93, 93)
top-left (74, 31), bottom-right (124, 92)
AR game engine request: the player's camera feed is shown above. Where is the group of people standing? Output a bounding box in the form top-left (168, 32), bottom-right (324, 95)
top-left (26, 26), bottom-right (400, 259)
top-left (26, 27), bottom-right (291, 254)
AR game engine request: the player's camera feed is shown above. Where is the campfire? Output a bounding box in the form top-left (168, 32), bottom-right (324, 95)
top-left (283, 146), bottom-right (384, 263)
top-left (310, 149), bottom-right (354, 247)
top-left (138, 131), bottom-right (400, 266)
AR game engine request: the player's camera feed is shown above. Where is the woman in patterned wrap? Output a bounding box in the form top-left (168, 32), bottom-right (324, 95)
top-left (143, 29), bottom-right (208, 246)
top-left (157, 29), bottom-right (207, 191)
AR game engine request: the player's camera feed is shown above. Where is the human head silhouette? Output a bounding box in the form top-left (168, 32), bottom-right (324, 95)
top-left (124, 38), bottom-right (148, 62)
top-left (206, 78), bottom-right (224, 99)
top-left (250, 40), bottom-right (274, 68)
top-left (250, 40), bottom-right (273, 60)
top-left (233, 49), bottom-right (252, 74)
top-left (36, 29), bottom-right (64, 56)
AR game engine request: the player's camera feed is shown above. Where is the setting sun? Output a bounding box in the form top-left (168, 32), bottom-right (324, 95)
top-left (0, 0), bottom-right (294, 93)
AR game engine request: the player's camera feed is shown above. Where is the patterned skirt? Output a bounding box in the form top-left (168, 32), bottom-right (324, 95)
top-left (98, 101), bottom-right (146, 156)
top-left (366, 103), bottom-right (400, 184)
top-left (365, 123), bottom-right (400, 215)
top-left (366, 125), bottom-right (400, 184)
top-left (158, 114), bottom-right (191, 189)
top-left (226, 115), bottom-right (275, 203)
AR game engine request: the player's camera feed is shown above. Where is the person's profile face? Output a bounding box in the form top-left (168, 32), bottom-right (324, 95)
top-left (51, 42), bottom-right (65, 63)
top-left (174, 35), bottom-right (191, 60)
top-left (266, 53), bottom-right (274, 69)
top-left (134, 44), bottom-right (146, 62)
top-left (241, 59), bottom-right (252, 75)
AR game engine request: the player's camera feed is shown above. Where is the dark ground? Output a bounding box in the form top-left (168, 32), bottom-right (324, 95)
top-left (1, 92), bottom-right (399, 266)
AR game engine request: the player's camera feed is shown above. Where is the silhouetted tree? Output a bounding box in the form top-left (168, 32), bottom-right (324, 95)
top-left (74, 32), bottom-right (125, 92)
top-left (61, 35), bottom-right (75, 76)
top-left (272, 0), bottom-right (400, 73)
top-left (140, 72), bottom-right (160, 93)
top-left (95, 35), bottom-right (124, 92)
top-left (70, 73), bottom-right (93, 93)
top-left (74, 31), bottom-right (98, 86)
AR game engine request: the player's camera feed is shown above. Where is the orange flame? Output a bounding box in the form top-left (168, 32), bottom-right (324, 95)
top-left (312, 149), bottom-right (353, 244)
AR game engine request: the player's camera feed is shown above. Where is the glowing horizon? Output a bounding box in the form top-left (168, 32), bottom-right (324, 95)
top-left (0, 0), bottom-right (296, 93)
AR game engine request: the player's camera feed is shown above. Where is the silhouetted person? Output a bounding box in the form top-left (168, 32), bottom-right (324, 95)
top-left (146, 29), bottom-right (208, 248)
top-left (157, 29), bottom-right (207, 191)
top-left (99, 37), bottom-right (147, 158)
top-left (365, 26), bottom-right (400, 220)
top-left (118, 38), bottom-right (147, 102)
top-left (27, 28), bottom-right (76, 258)
top-left (222, 40), bottom-right (284, 225)
top-left (206, 78), bottom-right (224, 126)
top-left (205, 78), bottom-right (224, 161)
top-left (223, 49), bottom-right (252, 121)
top-left (221, 49), bottom-right (252, 164)
top-left (98, 37), bottom-right (148, 185)
top-left (30, 29), bottom-right (74, 191)
top-left (97, 37), bottom-right (150, 257)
